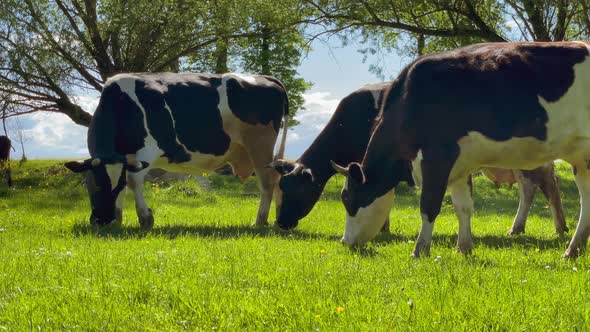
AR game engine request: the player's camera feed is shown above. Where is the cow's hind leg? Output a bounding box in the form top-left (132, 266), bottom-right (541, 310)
top-left (450, 176), bottom-right (474, 254)
top-left (413, 144), bottom-right (459, 258)
top-left (242, 131), bottom-right (279, 227)
top-left (537, 164), bottom-right (567, 235)
top-left (508, 170), bottom-right (537, 235)
top-left (564, 163), bottom-right (590, 258)
top-left (128, 170), bottom-right (154, 230)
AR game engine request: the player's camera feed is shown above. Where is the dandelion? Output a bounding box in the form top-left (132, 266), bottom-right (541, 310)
top-left (336, 306), bottom-right (345, 313)
top-left (572, 266), bottom-right (578, 272)
top-left (315, 314), bottom-right (321, 320)
top-left (434, 255), bottom-right (442, 263)
top-left (545, 265), bottom-right (551, 270)
top-left (320, 249), bottom-right (327, 254)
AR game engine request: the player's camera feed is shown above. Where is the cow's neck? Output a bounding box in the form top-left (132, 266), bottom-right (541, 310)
top-left (299, 141), bottom-right (360, 188)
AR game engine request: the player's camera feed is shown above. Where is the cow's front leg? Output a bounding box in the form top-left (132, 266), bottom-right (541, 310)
top-left (252, 166), bottom-right (277, 226)
top-left (381, 214), bottom-right (390, 233)
top-left (128, 171), bottom-right (154, 230)
top-left (450, 176), bottom-right (474, 254)
top-left (508, 170), bottom-right (537, 235)
top-left (114, 187), bottom-right (126, 227)
top-left (413, 144), bottom-right (459, 258)
top-left (564, 164), bottom-right (590, 258)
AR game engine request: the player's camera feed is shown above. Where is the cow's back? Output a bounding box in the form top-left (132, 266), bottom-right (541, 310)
top-left (300, 82), bottom-right (389, 168)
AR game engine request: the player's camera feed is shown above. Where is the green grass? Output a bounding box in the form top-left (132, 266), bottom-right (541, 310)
top-left (1, 160), bottom-right (590, 330)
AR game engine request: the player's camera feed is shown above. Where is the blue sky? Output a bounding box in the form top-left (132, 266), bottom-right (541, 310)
top-left (7, 37), bottom-right (405, 160)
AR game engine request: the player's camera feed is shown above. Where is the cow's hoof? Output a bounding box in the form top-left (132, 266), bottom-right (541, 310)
top-left (507, 226), bottom-right (525, 235)
top-left (252, 220), bottom-right (269, 227)
top-left (563, 249), bottom-right (579, 259)
top-left (380, 221), bottom-right (390, 234)
top-left (555, 226), bottom-right (569, 236)
top-left (411, 243), bottom-right (430, 258)
top-left (563, 243), bottom-right (584, 259)
top-left (457, 244), bottom-right (473, 255)
top-left (114, 208), bottom-right (123, 227)
top-left (139, 209), bottom-right (154, 230)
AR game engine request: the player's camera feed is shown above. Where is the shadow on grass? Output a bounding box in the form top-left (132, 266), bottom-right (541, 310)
top-left (371, 231), bottom-right (570, 251)
top-left (71, 220), bottom-right (571, 254)
top-left (71, 222), bottom-right (342, 242)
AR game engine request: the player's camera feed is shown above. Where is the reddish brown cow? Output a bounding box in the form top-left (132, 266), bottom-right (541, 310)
top-left (481, 163), bottom-right (566, 235)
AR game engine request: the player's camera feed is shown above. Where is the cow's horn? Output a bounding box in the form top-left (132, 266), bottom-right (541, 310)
top-left (286, 163), bottom-right (304, 176)
top-left (91, 158), bottom-right (102, 167)
top-left (330, 160), bottom-right (349, 176)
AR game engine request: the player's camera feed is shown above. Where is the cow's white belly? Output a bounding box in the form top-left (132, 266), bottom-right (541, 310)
top-left (151, 144), bottom-right (243, 175)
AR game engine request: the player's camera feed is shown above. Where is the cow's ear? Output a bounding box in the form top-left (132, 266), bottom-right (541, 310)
top-left (348, 162), bottom-right (366, 185)
top-left (126, 161), bottom-right (149, 173)
top-left (302, 168), bottom-right (314, 182)
top-left (64, 159), bottom-right (93, 173)
top-left (268, 159), bottom-right (296, 175)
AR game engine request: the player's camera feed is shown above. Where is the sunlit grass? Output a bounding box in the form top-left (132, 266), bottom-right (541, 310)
top-left (0, 160), bottom-right (588, 330)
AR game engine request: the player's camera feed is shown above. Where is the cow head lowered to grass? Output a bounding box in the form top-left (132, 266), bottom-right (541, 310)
top-left (65, 157), bottom-right (149, 227)
top-left (270, 83), bottom-right (415, 231)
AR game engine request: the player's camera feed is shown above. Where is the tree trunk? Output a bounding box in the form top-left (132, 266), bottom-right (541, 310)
top-left (260, 27), bottom-right (272, 75)
top-left (56, 98), bottom-right (92, 127)
top-left (214, 38), bottom-right (229, 74)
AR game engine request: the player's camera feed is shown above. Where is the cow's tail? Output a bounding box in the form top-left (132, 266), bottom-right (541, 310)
top-left (274, 95), bottom-right (289, 161)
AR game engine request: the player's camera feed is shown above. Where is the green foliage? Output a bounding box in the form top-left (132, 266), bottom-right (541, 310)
top-left (1, 0), bottom-right (310, 125)
top-left (0, 160), bottom-right (588, 330)
top-left (305, 0), bottom-right (590, 79)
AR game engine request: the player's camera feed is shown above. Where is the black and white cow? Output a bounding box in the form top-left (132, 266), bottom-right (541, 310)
top-left (273, 83), bottom-right (566, 236)
top-left (0, 135), bottom-right (12, 187)
top-left (332, 42), bottom-right (590, 258)
top-left (271, 83), bottom-right (413, 231)
top-left (65, 73), bottom-right (288, 229)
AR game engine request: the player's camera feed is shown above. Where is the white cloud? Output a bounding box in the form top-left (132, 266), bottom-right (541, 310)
top-left (8, 95), bottom-right (99, 159)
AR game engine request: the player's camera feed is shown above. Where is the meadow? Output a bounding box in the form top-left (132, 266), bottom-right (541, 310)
top-left (1, 160), bottom-right (589, 331)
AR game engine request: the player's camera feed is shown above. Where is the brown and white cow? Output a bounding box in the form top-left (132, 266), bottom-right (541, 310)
top-left (0, 135), bottom-right (12, 187)
top-left (332, 42), bottom-right (590, 257)
top-left (481, 165), bottom-right (566, 235)
top-left (65, 73), bottom-right (288, 229)
top-left (273, 83), bottom-right (566, 236)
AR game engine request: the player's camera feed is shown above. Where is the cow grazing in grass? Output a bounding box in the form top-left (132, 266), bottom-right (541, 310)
top-left (273, 83), bottom-right (566, 236)
top-left (65, 73), bottom-right (288, 229)
top-left (0, 136), bottom-right (12, 187)
top-left (271, 83), bottom-right (414, 231)
top-left (332, 42), bottom-right (590, 257)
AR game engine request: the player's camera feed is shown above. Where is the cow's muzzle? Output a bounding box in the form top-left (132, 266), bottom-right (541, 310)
top-left (276, 218), bottom-right (298, 230)
top-left (90, 212), bottom-right (116, 227)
